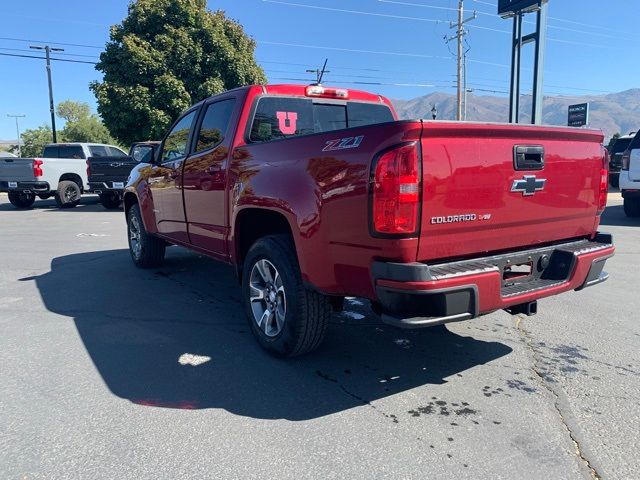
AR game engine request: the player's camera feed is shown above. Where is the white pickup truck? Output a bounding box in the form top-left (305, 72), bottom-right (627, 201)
top-left (0, 142), bottom-right (127, 209)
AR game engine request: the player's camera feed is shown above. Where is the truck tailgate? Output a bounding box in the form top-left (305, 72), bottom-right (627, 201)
top-left (0, 158), bottom-right (35, 182)
top-left (88, 156), bottom-right (137, 184)
top-left (418, 122), bottom-right (605, 262)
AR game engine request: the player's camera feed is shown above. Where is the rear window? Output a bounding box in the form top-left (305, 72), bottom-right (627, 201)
top-left (611, 138), bottom-right (632, 154)
top-left (42, 145), bottom-right (85, 159)
top-left (628, 132), bottom-right (640, 151)
top-left (249, 97), bottom-right (394, 143)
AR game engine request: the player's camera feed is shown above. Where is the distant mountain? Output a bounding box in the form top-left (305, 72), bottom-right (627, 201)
top-left (392, 89), bottom-right (640, 140)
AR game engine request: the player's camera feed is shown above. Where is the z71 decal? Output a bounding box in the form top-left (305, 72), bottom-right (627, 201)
top-left (323, 135), bottom-right (364, 152)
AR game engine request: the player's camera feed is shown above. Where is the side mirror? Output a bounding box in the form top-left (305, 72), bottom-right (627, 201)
top-left (133, 145), bottom-right (158, 164)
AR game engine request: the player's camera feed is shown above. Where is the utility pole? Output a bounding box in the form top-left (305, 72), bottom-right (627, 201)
top-left (447, 1), bottom-right (477, 121)
top-left (306, 59), bottom-right (330, 85)
top-left (29, 45), bottom-right (64, 143)
top-left (7, 114), bottom-right (26, 156)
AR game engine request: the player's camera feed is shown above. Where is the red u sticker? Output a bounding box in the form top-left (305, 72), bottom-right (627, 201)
top-left (276, 111), bottom-right (298, 134)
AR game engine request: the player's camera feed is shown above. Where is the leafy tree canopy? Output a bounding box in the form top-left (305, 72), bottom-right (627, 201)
top-left (607, 132), bottom-right (621, 152)
top-left (90, 0), bottom-right (266, 145)
top-left (20, 125), bottom-right (53, 158)
top-left (57, 100), bottom-right (116, 145)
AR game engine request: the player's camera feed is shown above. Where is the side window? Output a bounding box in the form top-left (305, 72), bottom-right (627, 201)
top-left (195, 99), bottom-right (236, 153)
top-left (58, 145), bottom-right (85, 159)
top-left (107, 146), bottom-right (127, 157)
top-left (161, 110), bottom-right (197, 164)
top-left (89, 145), bottom-right (109, 157)
top-left (42, 145), bottom-right (59, 158)
top-left (629, 131), bottom-right (640, 151)
top-left (250, 97), bottom-right (314, 142)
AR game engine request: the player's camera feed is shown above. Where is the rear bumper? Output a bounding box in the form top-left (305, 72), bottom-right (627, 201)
top-left (88, 182), bottom-right (124, 194)
top-left (372, 234), bottom-right (614, 328)
top-left (619, 171), bottom-right (640, 191)
top-left (0, 181), bottom-right (50, 193)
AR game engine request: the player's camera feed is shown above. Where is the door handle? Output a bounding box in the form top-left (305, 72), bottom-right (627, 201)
top-left (514, 145), bottom-right (544, 170)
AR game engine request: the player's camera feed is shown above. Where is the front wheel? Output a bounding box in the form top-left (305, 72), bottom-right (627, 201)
top-left (127, 204), bottom-right (165, 268)
top-left (241, 235), bottom-right (331, 357)
top-left (99, 192), bottom-right (121, 209)
top-left (54, 180), bottom-right (81, 208)
top-left (8, 191), bottom-right (35, 209)
top-left (623, 197), bottom-right (640, 217)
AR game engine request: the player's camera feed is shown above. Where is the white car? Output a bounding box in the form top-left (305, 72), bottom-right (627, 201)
top-left (618, 130), bottom-right (640, 217)
top-left (0, 142), bottom-right (127, 209)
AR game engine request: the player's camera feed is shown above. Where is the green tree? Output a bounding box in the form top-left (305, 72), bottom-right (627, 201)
top-left (90, 0), bottom-right (266, 146)
top-left (20, 125), bottom-right (53, 157)
top-left (57, 100), bottom-right (115, 144)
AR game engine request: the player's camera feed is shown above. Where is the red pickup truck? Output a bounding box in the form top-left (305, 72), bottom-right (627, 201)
top-left (123, 84), bottom-right (614, 357)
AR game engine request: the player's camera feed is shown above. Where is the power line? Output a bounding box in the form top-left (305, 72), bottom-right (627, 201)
top-left (0, 47), bottom-right (99, 59)
top-left (0, 36), bottom-right (102, 49)
top-left (0, 52), bottom-right (97, 64)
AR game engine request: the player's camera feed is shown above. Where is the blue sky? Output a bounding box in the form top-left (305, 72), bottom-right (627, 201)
top-left (0, 0), bottom-right (638, 139)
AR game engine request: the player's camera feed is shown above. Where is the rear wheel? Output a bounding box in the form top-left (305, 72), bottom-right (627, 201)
top-left (127, 204), bottom-right (165, 268)
top-left (623, 197), bottom-right (640, 217)
top-left (241, 234), bottom-right (331, 357)
top-left (99, 192), bottom-right (121, 209)
top-left (54, 180), bottom-right (81, 208)
top-left (8, 191), bottom-right (35, 209)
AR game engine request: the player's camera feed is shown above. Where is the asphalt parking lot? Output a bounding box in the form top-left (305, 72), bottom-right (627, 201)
top-left (1, 192), bottom-right (638, 480)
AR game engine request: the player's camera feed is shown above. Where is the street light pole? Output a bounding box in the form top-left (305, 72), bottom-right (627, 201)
top-left (30, 45), bottom-right (64, 143)
top-left (7, 114), bottom-right (26, 156)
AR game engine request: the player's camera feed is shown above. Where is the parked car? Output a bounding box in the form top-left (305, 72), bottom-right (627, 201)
top-left (0, 142), bottom-right (127, 209)
top-left (608, 132), bottom-right (635, 188)
top-left (123, 83), bottom-right (614, 357)
top-left (87, 141), bottom-right (159, 209)
top-left (619, 130), bottom-right (640, 217)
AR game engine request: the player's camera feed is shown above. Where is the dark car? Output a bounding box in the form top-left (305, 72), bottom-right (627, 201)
top-left (608, 132), bottom-right (635, 188)
top-left (87, 141), bottom-right (159, 209)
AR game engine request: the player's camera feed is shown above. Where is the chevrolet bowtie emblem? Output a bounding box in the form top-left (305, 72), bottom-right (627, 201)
top-left (511, 175), bottom-right (546, 196)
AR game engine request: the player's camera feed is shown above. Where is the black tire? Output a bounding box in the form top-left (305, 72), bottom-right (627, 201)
top-left (241, 234), bottom-right (331, 357)
top-left (8, 191), bottom-right (35, 209)
top-left (127, 203), bottom-right (166, 268)
top-left (623, 197), bottom-right (640, 217)
top-left (54, 180), bottom-right (81, 208)
top-left (609, 174), bottom-right (619, 189)
top-left (99, 192), bottom-right (122, 209)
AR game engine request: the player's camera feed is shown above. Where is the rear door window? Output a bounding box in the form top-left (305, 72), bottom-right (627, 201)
top-left (249, 97), bottom-right (394, 143)
top-left (195, 99), bottom-right (236, 152)
top-left (58, 145), bottom-right (85, 159)
top-left (628, 132), bottom-right (640, 151)
top-left (89, 145), bottom-right (109, 157)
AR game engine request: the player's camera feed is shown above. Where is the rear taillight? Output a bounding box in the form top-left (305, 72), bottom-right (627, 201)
top-left (597, 148), bottom-right (608, 215)
top-left (86, 160), bottom-right (90, 177)
top-left (33, 159), bottom-right (43, 178)
top-left (622, 150), bottom-right (631, 170)
top-left (371, 143), bottom-right (421, 236)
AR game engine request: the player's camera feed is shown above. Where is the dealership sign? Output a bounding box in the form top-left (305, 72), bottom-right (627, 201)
top-left (568, 103), bottom-right (590, 127)
top-left (498, 0), bottom-right (546, 16)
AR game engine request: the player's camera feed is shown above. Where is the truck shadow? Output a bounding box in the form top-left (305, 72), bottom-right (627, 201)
top-left (0, 196), bottom-right (116, 212)
top-left (24, 248), bottom-right (512, 420)
top-left (599, 204), bottom-right (640, 227)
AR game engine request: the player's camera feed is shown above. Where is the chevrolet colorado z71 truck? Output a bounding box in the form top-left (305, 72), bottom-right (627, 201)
top-left (123, 84), bottom-right (614, 357)
top-left (0, 142), bottom-right (127, 208)
top-left (87, 141), bottom-right (159, 209)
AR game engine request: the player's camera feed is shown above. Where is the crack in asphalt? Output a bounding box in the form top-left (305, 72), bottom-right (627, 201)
top-left (515, 316), bottom-right (602, 480)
